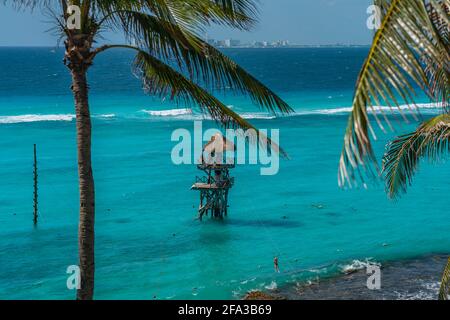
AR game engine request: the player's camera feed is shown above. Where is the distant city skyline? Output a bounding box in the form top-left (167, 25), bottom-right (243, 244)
top-left (0, 0), bottom-right (373, 46)
top-left (206, 0), bottom-right (374, 46)
top-left (205, 37), bottom-right (370, 49)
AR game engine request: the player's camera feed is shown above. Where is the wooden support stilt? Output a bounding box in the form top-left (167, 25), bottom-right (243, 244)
top-left (33, 144), bottom-right (38, 225)
top-left (192, 164), bottom-right (234, 220)
top-left (191, 133), bottom-right (235, 221)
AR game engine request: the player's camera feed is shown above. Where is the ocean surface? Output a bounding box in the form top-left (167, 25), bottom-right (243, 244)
top-left (0, 47), bottom-right (448, 300)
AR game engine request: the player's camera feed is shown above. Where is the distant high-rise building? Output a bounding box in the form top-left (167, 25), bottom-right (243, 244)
top-left (230, 39), bottom-right (240, 47)
top-left (254, 41), bottom-right (268, 48)
top-left (216, 40), bottom-right (232, 47)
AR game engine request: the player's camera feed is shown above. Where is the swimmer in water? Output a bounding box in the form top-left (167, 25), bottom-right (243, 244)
top-left (274, 257), bottom-right (280, 273)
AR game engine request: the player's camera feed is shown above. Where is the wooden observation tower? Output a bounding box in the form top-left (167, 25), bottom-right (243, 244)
top-left (192, 133), bottom-right (235, 220)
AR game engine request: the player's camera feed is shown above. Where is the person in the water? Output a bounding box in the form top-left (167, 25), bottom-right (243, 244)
top-left (274, 257), bottom-right (280, 273)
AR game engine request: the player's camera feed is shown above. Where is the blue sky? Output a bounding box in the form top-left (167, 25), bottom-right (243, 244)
top-left (0, 0), bottom-right (373, 46)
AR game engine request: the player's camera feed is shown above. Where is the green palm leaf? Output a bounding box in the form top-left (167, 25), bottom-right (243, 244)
top-left (132, 49), bottom-right (287, 157)
top-left (382, 114), bottom-right (450, 198)
top-left (92, 0), bottom-right (257, 31)
top-left (145, 0), bottom-right (258, 30)
top-left (133, 48), bottom-right (251, 128)
top-left (339, 0), bottom-right (449, 187)
top-left (102, 10), bottom-right (292, 114)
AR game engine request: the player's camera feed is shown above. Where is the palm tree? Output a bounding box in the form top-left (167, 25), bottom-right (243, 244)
top-left (338, 0), bottom-right (449, 299)
top-left (8, 0), bottom-right (292, 300)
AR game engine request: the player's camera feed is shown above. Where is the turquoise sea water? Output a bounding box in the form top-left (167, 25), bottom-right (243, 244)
top-left (0, 48), bottom-right (448, 299)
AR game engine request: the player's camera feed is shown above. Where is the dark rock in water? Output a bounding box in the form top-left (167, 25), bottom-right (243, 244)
top-left (243, 291), bottom-right (286, 300)
top-left (325, 212), bottom-right (339, 217)
top-left (343, 269), bottom-right (359, 275)
top-left (114, 218), bottom-right (132, 224)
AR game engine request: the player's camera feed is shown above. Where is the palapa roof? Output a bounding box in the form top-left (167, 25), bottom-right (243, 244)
top-left (202, 133), bottom-right (235, 153)
top-left (199, 133), bottom-right (235, 166)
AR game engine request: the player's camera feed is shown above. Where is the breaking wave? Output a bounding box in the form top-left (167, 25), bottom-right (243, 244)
top-left (295, 103), bottom-right (444, 116)
top-left (0, 102), bottom-right (444, 125)
top-left (141, 108), bottom-right (276, 120)
top-left (140, 103), bottom-right (444, 120)
top-left (0, 113), bottom-right (116, 124)
top-left (340, 258), bottom-right (381, 274)
top-left (98, 113), bottom-right (116, 119)
top-left (142, 108), bottom-right (193, 117)
top-left (0, 114), bottom-right (75, 124)
top-left (264, 281), bottom-right (278, 290)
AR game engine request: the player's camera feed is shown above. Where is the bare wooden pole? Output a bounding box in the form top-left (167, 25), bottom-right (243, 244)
top-left (33, 144), bottom-right (38, 225)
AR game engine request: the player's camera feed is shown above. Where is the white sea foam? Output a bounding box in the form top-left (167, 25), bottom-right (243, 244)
top-left (142, 108), bottom-right (193, 117)
top-left (340, 259), bottom-right (380, 274)
top-left (295, 102), bottom-right (444, 116)
top-left (232, 288), bottom-right (244, 299)
top-left (0, 102), bottom-right (444, 125)
top-left (98, 113), bottom-right (116, 118)
top-left (240, 277), bottom-right (256, 285)
top-left (0, 113), bottom-right (118, 124)
top-left (0, 114), bottom-right (75, 124)
top-left (141, 108), bottom-right (277, 120)
top-left (141, 103), bottom-right (443, 121)
top-left (264, 281), bottom-right (278, 290)
top-left (394, 281), bottom-right (440, 300)
top-left (242, 113), bottom-right (277, 120)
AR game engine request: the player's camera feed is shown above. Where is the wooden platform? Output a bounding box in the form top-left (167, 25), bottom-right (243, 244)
top-left (192, 140), bottom-right (235, 219)
top-left (191, 183), bottom-right (220, 190)
top-left (197, 163), bottom-right (235, 170)
top-left (191, 182), bottom-right (231, 190)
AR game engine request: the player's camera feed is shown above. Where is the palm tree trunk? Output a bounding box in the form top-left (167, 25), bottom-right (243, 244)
top-left (71, 69), bottom-right (95, 300)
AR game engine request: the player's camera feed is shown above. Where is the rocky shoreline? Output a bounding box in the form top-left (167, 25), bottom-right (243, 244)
top-left (245, 254), bottom-right (448, 300)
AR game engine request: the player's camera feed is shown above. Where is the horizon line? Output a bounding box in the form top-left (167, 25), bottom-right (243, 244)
top-left (0, 44), bottom-right (372, 48)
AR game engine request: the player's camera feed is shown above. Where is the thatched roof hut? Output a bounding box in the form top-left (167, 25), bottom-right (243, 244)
top-left (201, 133), bottom-right (235, 165)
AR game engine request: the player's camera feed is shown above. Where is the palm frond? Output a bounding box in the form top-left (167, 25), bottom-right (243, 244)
top-left (133, 49), bottom-right (288, 158)
top-left (100, 10), bottom-right (292, 114)
top-left (145, 0), bottom-right (258, 30)
top-left (193, 0), bottom-right (258, 30)
top-left (426, 0), bottom-right (450, 106)
top-left (382, 114), bottom-right (450, 198)
top-left (92, 0), bottom-right (257, 32)
top-left (339, 0), bottom-right (450, 187)
top-left (439, 257), bottom-right (450, 300)
top-left (374, 0), bottom-right (394, 17)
